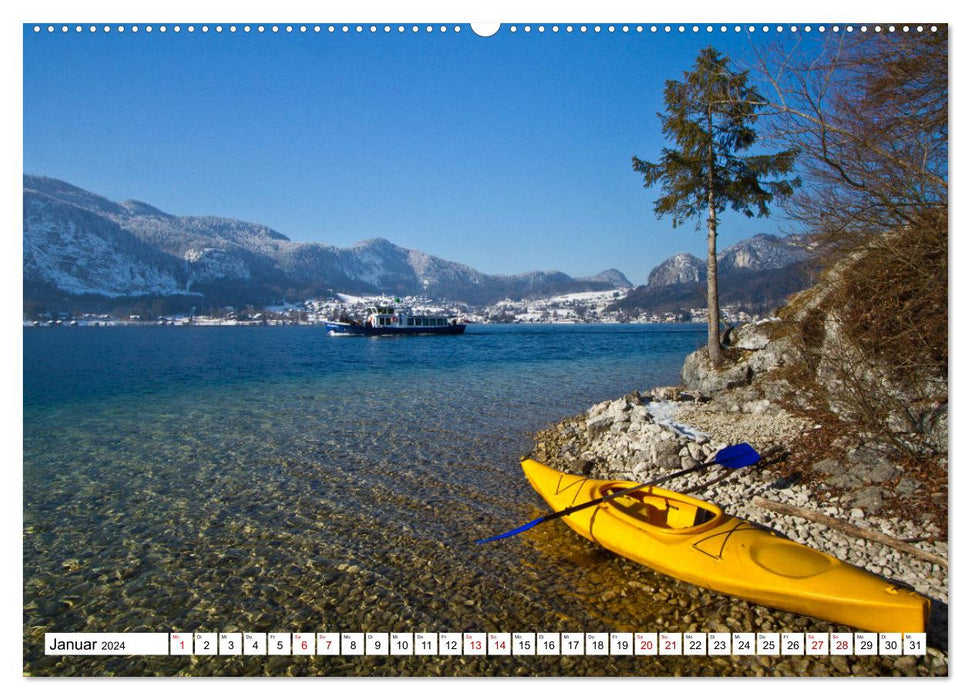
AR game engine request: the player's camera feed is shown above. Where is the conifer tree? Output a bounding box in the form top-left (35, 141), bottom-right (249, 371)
top-left (633, 47), bottom-right (799, 367)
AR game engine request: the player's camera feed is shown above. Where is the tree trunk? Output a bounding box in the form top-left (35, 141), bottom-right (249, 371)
top-left (706, 213), bottom-right (721, 367)
top-left (706, 106), bottom-right (723, 368)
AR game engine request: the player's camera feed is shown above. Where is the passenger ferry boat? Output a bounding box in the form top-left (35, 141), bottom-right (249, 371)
top-left (325, 304), bottom-right (466, 336)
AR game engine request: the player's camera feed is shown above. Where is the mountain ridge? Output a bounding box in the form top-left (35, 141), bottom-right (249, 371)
top-left (23, 175), bottom-right (633, 309)
top-left (614, 233), bottom-right (817, 317)
top-left (646, 233), bottom-right (813, 290)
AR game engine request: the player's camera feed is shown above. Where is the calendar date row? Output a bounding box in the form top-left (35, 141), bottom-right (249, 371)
top-left (46, 631), bottom-right (926, 657)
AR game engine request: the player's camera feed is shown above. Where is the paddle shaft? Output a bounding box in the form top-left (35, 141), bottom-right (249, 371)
top-left (476, 442), bottom-right (760, 544)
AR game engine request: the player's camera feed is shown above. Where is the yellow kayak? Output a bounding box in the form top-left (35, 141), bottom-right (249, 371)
top-left (522, 458), bottom-right (929, 633)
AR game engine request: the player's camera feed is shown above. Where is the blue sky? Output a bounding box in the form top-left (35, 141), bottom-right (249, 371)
top-left (25, 23), bottom-right (817, 282)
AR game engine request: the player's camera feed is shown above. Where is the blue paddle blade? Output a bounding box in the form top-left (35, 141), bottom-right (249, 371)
top-left (713, 443), bottom-right (760, 469)
top-left (476, 516), bottom-right (546, 544)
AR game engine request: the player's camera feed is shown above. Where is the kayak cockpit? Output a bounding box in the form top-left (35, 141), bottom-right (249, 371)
top-left (601, 485), bottom-right (722, 531)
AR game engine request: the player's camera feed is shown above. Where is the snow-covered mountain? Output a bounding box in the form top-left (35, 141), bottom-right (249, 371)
top-left (647, 234), bottom-right (812, 290)
top-left (23, 187), bottom-right (189, 298)
top-left (615, 233), bottom-right (817, 316)
top-left (580, 268), bottom-right (633, 288)
top-left (718, 233), bottom-right (813, 273)
top-left (647, 253), bottom-right (706, 289)
top-left (23, 175), bottom-right (633, 307)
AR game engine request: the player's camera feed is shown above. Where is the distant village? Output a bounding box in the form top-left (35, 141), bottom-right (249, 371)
top-left (25, 290), bottom-right (767, 328)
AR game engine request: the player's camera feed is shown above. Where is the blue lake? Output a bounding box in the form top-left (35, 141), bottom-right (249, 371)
top-left (23, 323), bottom-right (710, 675)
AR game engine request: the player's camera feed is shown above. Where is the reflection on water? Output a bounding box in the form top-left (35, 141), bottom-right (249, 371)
top-left (23, 324), bottom-right (808, 675)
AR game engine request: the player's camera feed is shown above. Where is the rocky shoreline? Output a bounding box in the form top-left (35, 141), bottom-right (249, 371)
top-left (528, 319), bottom-right (948, 676)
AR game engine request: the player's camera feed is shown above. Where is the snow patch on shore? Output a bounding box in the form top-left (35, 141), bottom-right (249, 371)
top-left (646, 400), bottom-right (711, 442)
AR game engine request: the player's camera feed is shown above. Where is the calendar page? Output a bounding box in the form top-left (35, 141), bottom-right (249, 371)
top-left (18, 0), bottom-right (951, 682)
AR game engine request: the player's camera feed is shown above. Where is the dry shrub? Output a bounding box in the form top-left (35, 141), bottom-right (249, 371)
top-left (784, 213), bottom-right (948, 458)
top-left (757, 29), bottom-right (948, 460)
top-left (837, 210), bottom-right (947, 383)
